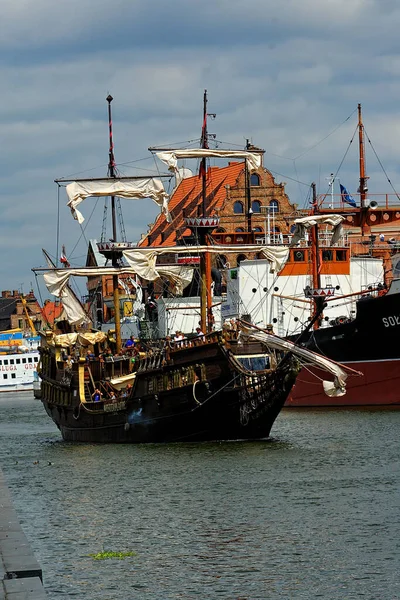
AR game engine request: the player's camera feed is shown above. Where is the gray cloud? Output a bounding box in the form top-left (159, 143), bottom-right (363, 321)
top-left (1, 0), bottom-right (400, 293)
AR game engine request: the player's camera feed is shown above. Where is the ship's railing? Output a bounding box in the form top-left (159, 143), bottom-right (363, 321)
top-left (317, 193), bottom-right (400, 210)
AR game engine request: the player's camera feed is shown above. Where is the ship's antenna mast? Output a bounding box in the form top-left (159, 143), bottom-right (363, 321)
top-left (106, 94), bottom-right (122, 352)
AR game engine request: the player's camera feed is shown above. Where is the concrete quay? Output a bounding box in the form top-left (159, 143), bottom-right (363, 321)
top-left (0, 469), bottom-right (47, 599)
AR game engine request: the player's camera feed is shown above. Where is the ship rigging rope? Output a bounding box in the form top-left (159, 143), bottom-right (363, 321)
top-left (364, 126), bottom-right (400, 201)
top-left (318, 124), bottom-right (358, 204)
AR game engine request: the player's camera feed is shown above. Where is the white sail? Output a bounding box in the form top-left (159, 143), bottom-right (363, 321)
top-left (290, 214), bottom-right (345, 247)
top-left (156, 149), bottom-right (262, 178)
top-left (66, 178), bottom-right (170, 225)
top-left (43, 264), bottom-right (194, 324)
top-left (124, 245), bottom-right (289, 274)
top-left (241, 328), bottom-right (348, 397)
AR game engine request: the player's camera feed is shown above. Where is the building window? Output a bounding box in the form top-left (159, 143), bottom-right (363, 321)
top-left (252, 200), bottom-right (261, 213)
top-left (253, 227), bottom-right (263, 232)
top-left (216, 227), bottom-right (226, 233)
top-left (235, 227), bottom-right (245, 232)
top-left (237, 254), bottom-right (247, 266)
top-left (234, 201), bottom-right (244, 214)
top-left (270, 200), bottom-right (279, 213)
top-left (217, 255), bottom-right (228, 269)
top-left (250, 174), bottom-right (260, 186)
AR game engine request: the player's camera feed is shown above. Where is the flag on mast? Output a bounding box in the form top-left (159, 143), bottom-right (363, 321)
top-left (340, 184), bottom-right (357, 208)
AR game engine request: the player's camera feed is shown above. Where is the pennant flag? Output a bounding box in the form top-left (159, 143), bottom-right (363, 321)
top-left (340, 184), bottom-right (357, 208)
top-left (60, 246), bottom-right (70, 268)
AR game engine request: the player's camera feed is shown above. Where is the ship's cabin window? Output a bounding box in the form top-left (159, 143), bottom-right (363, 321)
top-left (336, 250), bottom-right (347, 261)
top-left (11, 373), bottom-right (16, 379)
top-left (34, 357), bottom-right (38, 362)
top-left (10, 359), bottom-right (14, 365)
top-left (28, 357), bottom-right (32, 363)
top-left (322, 250), bottom-right (333, 261)
top-left (252, 200), bottom-right (262, 213)
top-left (22, 358), bottom-right (26, 364)
top-left (16, 359), bottom-right (20, 364)
top-left (270, 200), bottom-right (279, 213)
top-left (234, 201), bottom-right (244, 214)
top-left (3, 360), bottom-right (8, 366)
top-left (3, 374), bottom-right (7, 379)
top-left (293, 250), bottom-right (305, 262)
top-left (250, 174), bottom-right (260, 186)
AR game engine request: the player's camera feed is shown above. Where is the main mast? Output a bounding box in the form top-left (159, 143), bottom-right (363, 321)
top-left (185, 90), bottom-right (219, 333)
top-left (107, 95), bottom-right (122, 352)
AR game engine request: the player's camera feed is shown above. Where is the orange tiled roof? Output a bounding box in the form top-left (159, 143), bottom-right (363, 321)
top-left (41, 301), bottom-right (63, 326)
top-left (140, 161), bottom-right (245, 247)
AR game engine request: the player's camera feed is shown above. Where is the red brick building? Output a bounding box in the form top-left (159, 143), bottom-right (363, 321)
top-left (140, 155), bottom-right (300, 267)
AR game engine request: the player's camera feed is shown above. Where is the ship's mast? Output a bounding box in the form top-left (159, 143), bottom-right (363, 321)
top-left (309, 182), bottom-right (324, 329)
top-left (106, 95), bottom-right (122, 352)
top-left (358, 103), bottom-right (370, 236)
top-left (198, 90), bottom-right (214, 333)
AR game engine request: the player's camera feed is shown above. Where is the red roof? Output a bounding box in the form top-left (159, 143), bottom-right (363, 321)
top-left (140, 161), bottom-right (245, 247)
top-left (41, 301), bottom-right (63, 326)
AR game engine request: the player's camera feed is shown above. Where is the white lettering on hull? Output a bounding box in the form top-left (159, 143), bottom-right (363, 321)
top-left (382, 315), bottom-right (400, 327)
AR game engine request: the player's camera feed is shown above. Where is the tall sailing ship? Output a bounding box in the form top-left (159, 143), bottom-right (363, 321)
top-left (33, 94), bottom-right (348, 442)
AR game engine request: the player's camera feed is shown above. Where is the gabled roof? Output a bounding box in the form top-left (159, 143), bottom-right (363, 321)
top-left (140, 161), bottom-right (245, 247)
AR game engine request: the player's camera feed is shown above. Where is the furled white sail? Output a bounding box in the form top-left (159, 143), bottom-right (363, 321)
top-left (156, 149), bottom-right (262, 179)
top-left (66, 179), bottom-right (170, 225)
top-left (241, 328), bottom-right (348, 397)
top-left (43, 264), bottom-right (194, 324)
top-left (290, 215), bottom-right (345, 247)
top-left (124, 245), bottom-right (289, 274)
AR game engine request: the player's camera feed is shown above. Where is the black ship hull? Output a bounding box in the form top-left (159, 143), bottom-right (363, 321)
top-left (287, 285), bottom-right (400, 406)
top-left (40, 335), bottom-right (299, 443)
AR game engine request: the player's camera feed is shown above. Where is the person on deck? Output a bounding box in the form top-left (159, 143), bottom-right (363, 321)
top-left (92, 388), bottom-right (102, 402)
top-left (125, 336), bottom-right (135, 349)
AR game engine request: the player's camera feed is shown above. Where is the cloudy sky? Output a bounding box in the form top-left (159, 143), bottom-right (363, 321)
top-left (1, 0), bottom-right (400, 299)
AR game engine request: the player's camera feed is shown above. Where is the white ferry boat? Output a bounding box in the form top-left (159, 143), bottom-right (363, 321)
top-left (0, 331), bottom-right (40, 392)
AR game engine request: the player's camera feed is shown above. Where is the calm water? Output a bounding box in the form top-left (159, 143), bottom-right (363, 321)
top-left (0, 394), bottom-right (399, 600)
